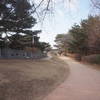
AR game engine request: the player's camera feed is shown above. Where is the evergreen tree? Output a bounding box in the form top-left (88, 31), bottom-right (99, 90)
top-left (68, 24), bottom-right (88, 55)
top-left (0, 0), bottom-right (41, 49)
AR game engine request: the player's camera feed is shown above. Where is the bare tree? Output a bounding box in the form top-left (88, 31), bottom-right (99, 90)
top-left (91, 0), bottom-right (100, 10)
top-left (30, 0), bottom-right (72, 21)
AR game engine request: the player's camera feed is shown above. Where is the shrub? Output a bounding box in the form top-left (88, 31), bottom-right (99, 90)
top-left (82, 54), bottom-right (100, 64)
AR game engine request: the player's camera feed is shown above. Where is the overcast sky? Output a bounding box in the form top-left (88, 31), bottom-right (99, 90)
top-left (33, 0), bottom-right (91, 47)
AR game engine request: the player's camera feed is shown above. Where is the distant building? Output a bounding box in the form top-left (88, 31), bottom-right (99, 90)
top-left (0, 48), bottom-right (46, 59)
top-left (0, 35), bottom-right (46, 59)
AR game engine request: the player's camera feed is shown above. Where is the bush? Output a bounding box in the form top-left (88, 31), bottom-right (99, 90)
top-left (82, 54), bottom-right (100, 64)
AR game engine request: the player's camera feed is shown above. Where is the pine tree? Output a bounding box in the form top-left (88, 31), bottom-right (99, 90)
top-left (68, 24), bottom-right (88, 55)
top-left (0, 0), bottom-right (41, 49)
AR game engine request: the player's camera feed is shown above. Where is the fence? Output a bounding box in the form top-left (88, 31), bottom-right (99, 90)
top-left (0, 48), bottom-right (47, 59)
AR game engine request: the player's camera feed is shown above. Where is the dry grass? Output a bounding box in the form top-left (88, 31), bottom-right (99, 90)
top-left (0, 58), bottom-right (69, 100)
top-left (82, 54), bottom-right (100, 64)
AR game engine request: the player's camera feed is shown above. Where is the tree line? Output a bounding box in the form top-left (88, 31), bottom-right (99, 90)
top-left (55, 15), bottom-right (100, 58)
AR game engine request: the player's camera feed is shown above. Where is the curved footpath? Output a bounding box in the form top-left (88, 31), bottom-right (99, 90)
top-left (44, 56), bottom-right (100, 100)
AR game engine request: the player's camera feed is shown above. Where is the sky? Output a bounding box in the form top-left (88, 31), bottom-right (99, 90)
top-left (33, 0), bottom-right (91, 47)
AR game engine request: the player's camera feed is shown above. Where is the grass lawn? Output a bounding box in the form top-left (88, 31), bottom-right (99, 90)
top-left (0, 57), bottom-right (69, 100)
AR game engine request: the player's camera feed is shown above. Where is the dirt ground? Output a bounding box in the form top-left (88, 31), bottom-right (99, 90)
top-left (0, 58), bottom-right (69, 100)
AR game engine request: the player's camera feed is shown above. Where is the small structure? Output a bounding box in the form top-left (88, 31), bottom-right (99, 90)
top-left (0, 34), bottom-right (47, 59)
top-left (0, 48), bottom-right (47, 59)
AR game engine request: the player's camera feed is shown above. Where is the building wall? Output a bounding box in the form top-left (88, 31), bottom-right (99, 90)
top-left (0, 49), bottom-right (1, 58)
top-left (0, 48), bottom-right (47, 59)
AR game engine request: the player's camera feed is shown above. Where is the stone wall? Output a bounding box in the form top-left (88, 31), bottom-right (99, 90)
top-left (0, 49), bottom-right (1, 58)
top-left (0, 48), bottom-right (47, 59)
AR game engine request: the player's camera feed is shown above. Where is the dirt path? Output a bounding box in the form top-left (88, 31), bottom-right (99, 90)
top-left (44, 56), bottom-right (100, 100)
